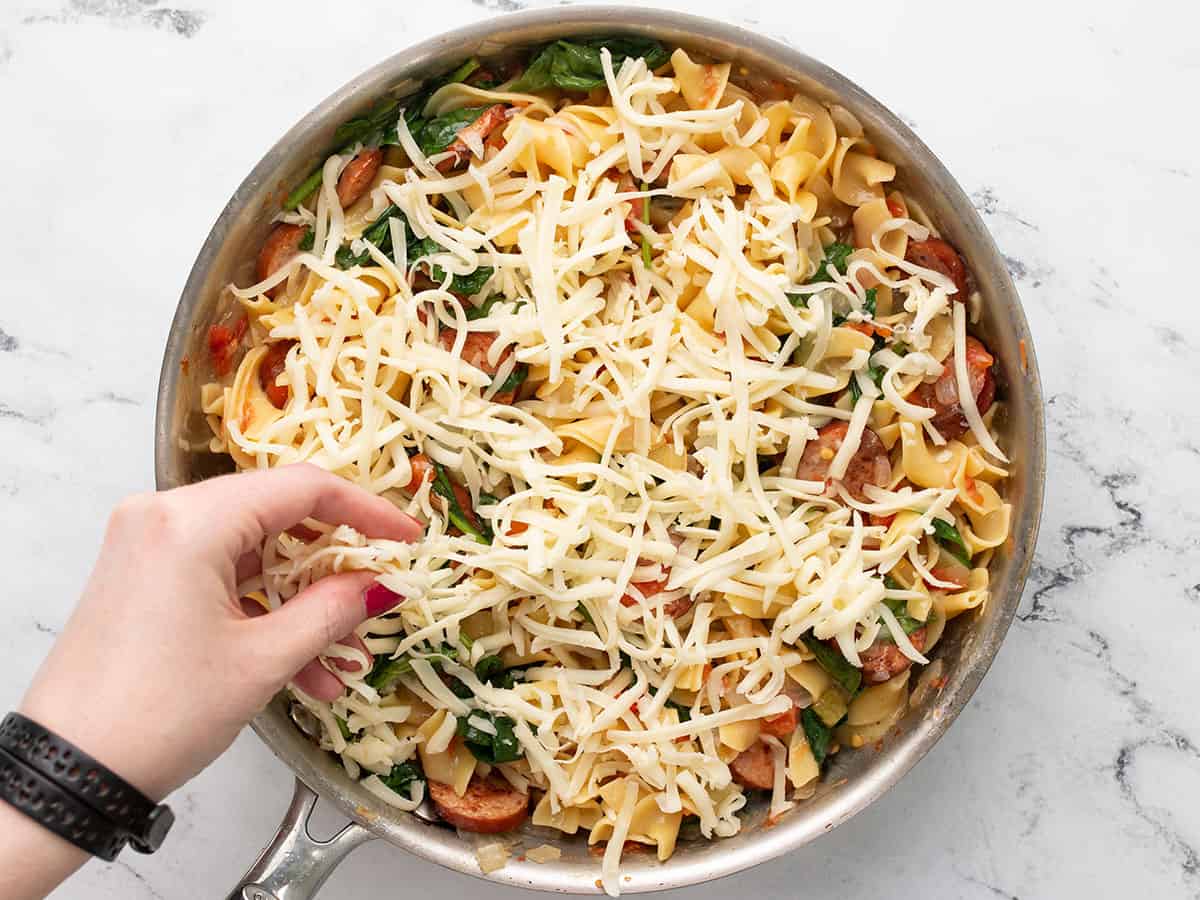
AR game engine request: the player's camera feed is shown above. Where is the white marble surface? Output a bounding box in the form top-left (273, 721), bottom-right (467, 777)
top-left (1, 1), bottom-right (1198, 897)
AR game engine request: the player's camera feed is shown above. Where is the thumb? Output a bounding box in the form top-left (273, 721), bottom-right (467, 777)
top-left (252, 572), bottom-right (403, 675)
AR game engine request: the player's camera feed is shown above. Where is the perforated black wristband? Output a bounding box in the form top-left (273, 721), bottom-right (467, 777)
top-left (0, 713), bottom-right (174, 854)
top-left (0, 746), bottom-right (128, 861)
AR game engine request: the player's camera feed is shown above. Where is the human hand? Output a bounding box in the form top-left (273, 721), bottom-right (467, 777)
top-left (18, 464), bottom-right (423, 802)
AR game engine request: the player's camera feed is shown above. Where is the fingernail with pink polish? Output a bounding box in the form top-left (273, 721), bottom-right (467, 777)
top-left (364, 583), bottom-right (404, 617)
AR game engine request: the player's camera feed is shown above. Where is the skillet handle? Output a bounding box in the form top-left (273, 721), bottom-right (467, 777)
top-left (224, 778), bottom-right (374, 900)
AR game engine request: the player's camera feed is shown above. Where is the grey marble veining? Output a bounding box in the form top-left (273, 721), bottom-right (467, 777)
top-left (2, 1), bottom-right (1198, 898)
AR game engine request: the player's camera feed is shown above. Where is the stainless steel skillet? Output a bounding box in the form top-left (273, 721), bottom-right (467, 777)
top-left (153, 7), bottom-right (1046, 897)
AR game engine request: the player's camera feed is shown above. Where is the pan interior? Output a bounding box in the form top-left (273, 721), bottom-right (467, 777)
top-left (154, 7), bottom-right (1045, 894)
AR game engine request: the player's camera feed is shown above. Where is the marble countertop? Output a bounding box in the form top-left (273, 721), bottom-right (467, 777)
top-left (2, 1), bottom-right (1198, 897)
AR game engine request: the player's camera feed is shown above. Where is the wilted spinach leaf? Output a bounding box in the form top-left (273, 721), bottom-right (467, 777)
top-left (509, 37), bottom-right (670, 93)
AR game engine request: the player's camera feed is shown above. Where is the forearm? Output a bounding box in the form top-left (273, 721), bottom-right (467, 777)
top-left (0, 800), bottom-right (89, 900)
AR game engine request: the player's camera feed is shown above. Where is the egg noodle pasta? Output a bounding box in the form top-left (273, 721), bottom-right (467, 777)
top-left (203, 38), bottom-right (1010, 894)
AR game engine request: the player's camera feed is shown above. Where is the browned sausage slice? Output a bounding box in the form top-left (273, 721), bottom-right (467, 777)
top-left (793, 422), bottom-right (892, 501)
top-left (913, 335), bottom-right (996, 440)
top-left (730, 740), bottom-right (775, 791)
top-left (435, 104), bottom-right (511, 173)
top-left (439, 328), bottom-right (506, 376)
top-left (905, 238), bottom-right (969, 300)
top-left (336, 148), bottom-right (383, 208)
top-left (860, 627), bottom-right (927, 685)
top-left (256, 223), bottom-right (308, 298)
top-left (428, 776), bottom-right (529, 834)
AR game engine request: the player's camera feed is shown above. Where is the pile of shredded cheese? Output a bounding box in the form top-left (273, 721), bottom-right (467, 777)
top-left (207, 46), bottom-right (1012, 895)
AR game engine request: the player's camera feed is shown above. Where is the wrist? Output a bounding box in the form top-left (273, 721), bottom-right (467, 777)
top-left (19, 689), bottom-right (174, 803)
top-left (0, 799), bottom-right (89, 900)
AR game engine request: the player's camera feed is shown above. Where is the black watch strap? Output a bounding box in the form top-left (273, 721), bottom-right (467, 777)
top-left (0, 746), bottom-right (128, 861)
top-left (0, 713), bottom-right (174, 854)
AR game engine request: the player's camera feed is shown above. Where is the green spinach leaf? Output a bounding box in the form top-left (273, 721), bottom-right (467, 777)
top-left (863, 287), bottom-right (877, 317)
top-left (379, 760), bottom-right (424, 797)
top-left (802, 636), bottom-right (863, 695)
top-left (848, 359), bottom-right (885, 405)
top-left (457, 711), bottom-right (523, 764)
top-left (879, 596), bottom-right (924, 640)
top-left (931, 518), bottom-right (972, 567)
top-left (809, 241), bottom-right (853, 284)
top-left (412, 106), bottom-right (489, 157)
top-left (431, 461), bottom-right (493, 544)
top-left (465, 296), bottom-right (504, 321)
top-left (801, 707), bottom-right (833, 765)
top-left (509, 37), bottom-right (670, 93)
top-left (364, 654), bottom-right (413, 692)
top-left (474, 654), bottom-right (505, 683)
top-left (284, 58), bottom-right (481, 209)
top-left (495, 363), bottom-right (528, 395)
top-left (364, 642), bottom-right (459, 692)
top-left (336, 203), bottom-right (404, 269)
top-left (474, 655), bottom-right (533, 690)
top-left (787, 241), bottom-right (856, 311)
top-left (410, 236), bottom-right (494, 295)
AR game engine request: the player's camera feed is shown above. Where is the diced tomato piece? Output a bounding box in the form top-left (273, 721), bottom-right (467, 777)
top-left (258, 341), bottom-right (294, 409)
top-left (207, 316), bottom-right (247, 377)
top-left (760, 706), bottom-right (798, 737)
top-left (405, 453), bottom-right (435, 494)
top-left (619, 577), bottom-right (668, 607)
top-left (619, 576), bottom-right (691, 618)
top-left (844, 320), bottom-right (892, 339)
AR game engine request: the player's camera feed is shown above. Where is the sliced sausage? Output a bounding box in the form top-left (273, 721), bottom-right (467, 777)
top-left (428, 775), bottom-right (529, 834)
top-left (256, 223), bottom-right (308, 298)
top-left (760, 706), bottom-right (798, 738)
top-left (439, 328), bottom-right (521, 402)
top-left (729, 740), bottom-right (775, 791)
top-left (436, 104), bottom-right (511, 173)
top-left (860, 627), bottom-right (926, 685)
top-left (913, 335), bottom-right (996, 440)
top-left (258, 341), bottom-right (294, 409)
top-left (439, 329), bottom-right (505, 376)
top-left (905, 238), bottom-right (969, 301)
top-left (793, 422), bottom-right (892, 502)
top-left (336, 148), bottom-right (383, 208)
